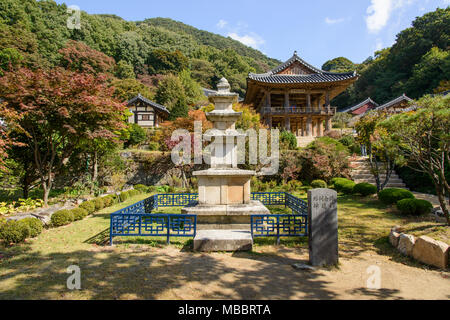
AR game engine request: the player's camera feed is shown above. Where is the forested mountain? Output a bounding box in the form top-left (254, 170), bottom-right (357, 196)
top-left (0, 0), bottom-right (280, 97)
top-left (324, 8), bottom-right (450, 109)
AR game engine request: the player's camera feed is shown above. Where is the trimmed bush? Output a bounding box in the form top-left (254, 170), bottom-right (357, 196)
top-left (353, 183), bottom-right (377, 196)
top-left (93, 197), bottom-right (105, 211)
top-left (333, 178), bottom-right (355, 194)
top-left (79, 200), bottom-right (96, 214)
top-left (102, 195), bottom-right (115, 207)
top-left (134, 184), bottom-right (148, 193)
top-left (128, 189), bottom-right (140, 197)
top-left (378, 188), bottom-right (414, 205)
top-left (71, 208), bottom-right (88, 221)
top-left (119, 191), bottom-right (130, 202)
top-left (397, 199), bottom-right (433, 216)
top-left (51, 209), bottom-right (74, 227)
top-left (0, 220), bottom-right (31, 244)
top-left (311, 179), bottom-right (327, 188)
top-left (20, 217), bottom-right (43, 237)
top-left (287, 180), bottom-right (303, 191)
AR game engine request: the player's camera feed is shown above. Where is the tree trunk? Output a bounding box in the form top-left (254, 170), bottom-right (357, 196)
top-left (435, 183), bottom-right (450, 225)
top-left (92, 151), bottom-right (98, 183)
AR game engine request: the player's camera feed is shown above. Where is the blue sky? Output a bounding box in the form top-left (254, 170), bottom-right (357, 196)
top-left (57, 0), bottom-right (449, 67)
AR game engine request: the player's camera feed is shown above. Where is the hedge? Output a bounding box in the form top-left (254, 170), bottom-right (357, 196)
top-left (51, 209), bottom-right (74, 227)
top-left (0, 220), bottom-right (30, 244)
top-left (397, 198), bottom-right (433, 216)
top-left (353, 183), bottom-right (377, 196)
top-left (20, 217), bottom-right (43, 237)
top-left (378, 188), bottom-right (415, 205)
top-left (79, 200), bottom-right (96, 214)
top-left (71, 208), bottom-right (88, 221)
top-left (93, 198), bottom-right (105, 211)
top-left (134, 184), bottom-right (148, 193)
top-left (119, 191), bottom-right (130, 202)
top-left (311, 180), bottom-right (327, 189)
top-left (333, 178), bottom-right (355, 194)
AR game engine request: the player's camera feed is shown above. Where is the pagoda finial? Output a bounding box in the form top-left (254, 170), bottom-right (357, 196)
top-left (294, 50), bottom-right (298, 56)
top-left (217, 77), bottom-right (230, 93)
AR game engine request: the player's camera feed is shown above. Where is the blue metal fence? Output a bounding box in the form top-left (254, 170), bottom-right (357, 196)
top-left (109, 192), bottom-right (308, 245)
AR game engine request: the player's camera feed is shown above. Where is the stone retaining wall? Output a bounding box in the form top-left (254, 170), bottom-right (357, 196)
top-left (389, 226), bottom-right (449, 269)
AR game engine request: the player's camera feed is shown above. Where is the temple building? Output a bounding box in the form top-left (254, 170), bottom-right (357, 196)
top-left (244, 51), bottom-right (359, 138)
top-left (375, 94), bottom-right (415, 113)
top-left (127, 94), bottom-right (170, 128)
top-left (341, 97), bottom-right (379, 116)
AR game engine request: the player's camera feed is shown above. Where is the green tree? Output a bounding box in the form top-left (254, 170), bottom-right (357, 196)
top-left (355, 111), bottom-right (405, 192)
top-left (155, 74), bottom-right (188, 119)
top-left (147, 49), bottom-right (189, 75)
top-left (111, 78), bottom-right (154, 102)
top-left (381, 95), bottom-right (450, 225)
top-left (115, 60), bottom-right (135, 79)
top-left (179, 69), bottom-right (204, 106)
top-left (322, 57), bottom-right (356, 72)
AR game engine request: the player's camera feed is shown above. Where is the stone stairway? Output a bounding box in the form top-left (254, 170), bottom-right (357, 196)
top-left (350, 156), bottom-right (407, 189)
top-left (297, 136), bottom-right (316, 148)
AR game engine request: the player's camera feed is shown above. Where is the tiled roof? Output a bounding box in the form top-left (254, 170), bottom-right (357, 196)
top-left (376, 94), bottom-right (413, 111)
top-left (248, 51), bottom-right (358, 84)
top-left (127, 94), bottom-right (170, 114)
top-left (341, 98), bottom-right (379, 113)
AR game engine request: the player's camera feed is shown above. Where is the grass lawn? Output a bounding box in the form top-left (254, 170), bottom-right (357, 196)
top-left (0, 191), bottom-right (448, 299)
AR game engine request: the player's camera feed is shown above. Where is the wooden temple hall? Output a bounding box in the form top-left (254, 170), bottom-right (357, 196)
top-left (244, 51), bottom-right (359, 137)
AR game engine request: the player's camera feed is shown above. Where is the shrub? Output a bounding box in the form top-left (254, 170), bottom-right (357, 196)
top-left (71, 208), bottom-right (88, 221)
top-left (79, 200), bottom-right (96, 214)
top-left (0, 220), bottom-right (30, 244)
top-left (128, 189), bottom-right (140, 197)
top-left (51, 210), bottom-right (74, 227)
top-left (20, 217), bottom-right (43, 237)
top-left (311, 179), bottom-right (327, 188)
top-left (102, 195), bottom-right (113, 207)
top-left (353, 183), bottom-right (377, 196)
top-left (119, 191), bottom-right (130, 202)
top-left (287, 180), bottom-right (303, 191)
top-left (93, 197), bottom-right (105, 211)
top-left (280, 130), bottom-right (297, 150)
top-left (333, 178), bottom-right (355, 194)
top-left (378, 188), bottom-right (415, 205)
top-left (397, 199), bottom-right (433, 216)
top-left (134, 184), bottom-right (148, 193)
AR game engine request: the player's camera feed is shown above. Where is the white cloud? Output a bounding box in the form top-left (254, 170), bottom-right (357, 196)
top-left (365, 0), bottom-right (414, 33)
top-left (216, 19), bottom-right (228, 29)
top-left (227, 32), bottom-right (265, 49)
top-left (325, 17), bottom-right (345, 25)
top-left (366, 0), bottom-right (394, 33)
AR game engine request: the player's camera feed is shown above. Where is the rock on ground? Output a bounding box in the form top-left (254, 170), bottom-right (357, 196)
top-left (412, 236), bottom-right (449, 269)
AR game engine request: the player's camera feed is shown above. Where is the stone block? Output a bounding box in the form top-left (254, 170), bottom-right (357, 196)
top-left (397, 233), bottom-right (415, 256)
top-left (389, 230), bottom-right (401, 247)
top-left (412, 236), bottom-right (449, 269)
top-left (193, 230), bottom-right (252, 251)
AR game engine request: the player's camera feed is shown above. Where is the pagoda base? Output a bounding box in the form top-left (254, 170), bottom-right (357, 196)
top-left (182, 200), bottom-right (270, 231)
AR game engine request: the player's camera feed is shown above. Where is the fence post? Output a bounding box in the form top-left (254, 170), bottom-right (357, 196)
top-left (276, 216), bottom-right (280, 245)
top-left (166, 216), bottom-right (170, 245)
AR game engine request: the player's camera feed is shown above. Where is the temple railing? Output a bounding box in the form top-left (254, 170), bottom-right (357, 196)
top-left (109, 192), bottom-right (308, 245)
top-left (262, 106), bottom-right (336, 116)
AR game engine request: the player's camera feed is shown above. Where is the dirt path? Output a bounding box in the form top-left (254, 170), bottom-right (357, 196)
top-left (63, 245), bottom-right (449, 300)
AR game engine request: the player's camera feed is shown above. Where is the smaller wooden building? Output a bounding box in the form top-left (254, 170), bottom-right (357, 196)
top-left (341, 98), bottom-right (379, 116)
top-left (127, 94), bottom-right (170, 128)
top-left (375, 94), bottom-right (415, 113)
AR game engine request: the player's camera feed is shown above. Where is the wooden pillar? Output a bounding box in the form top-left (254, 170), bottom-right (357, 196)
top-left (285, 116), bottom-right (291, 132)
top-left (265, 90), bottom-right (271, 109)
top-left (318, 118), bottom-right (324, 136)
top-left (325, 91), bottom-right (330, 107)
top-left (326, 116), bottom-right (332, 132)
top-left (284, 91), bottom-right (290, 109)
top-left (307, 116), bottom-right (312, 136)
top-left (269, 116), bottom-right (273, 129)
top-left (307, 93), bottom-right (311, 112)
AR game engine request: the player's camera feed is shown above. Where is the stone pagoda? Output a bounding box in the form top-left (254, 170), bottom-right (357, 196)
top-left (182, 78), bottom-right (269, 251)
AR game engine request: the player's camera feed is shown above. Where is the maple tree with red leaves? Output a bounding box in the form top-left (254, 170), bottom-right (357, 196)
top-left (0, 67), bottom-right (126, 205)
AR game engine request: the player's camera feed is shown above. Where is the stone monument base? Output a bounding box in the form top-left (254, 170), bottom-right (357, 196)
top-left (193, 229), bottom-right (252, 251)
top-left (181, 200), bottom-right (270, 230)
